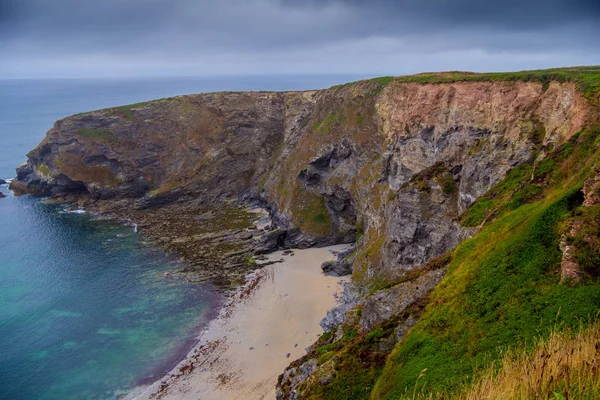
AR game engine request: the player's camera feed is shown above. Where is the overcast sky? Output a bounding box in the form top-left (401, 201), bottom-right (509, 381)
top-left (1, 0), bottom-right (600, 78)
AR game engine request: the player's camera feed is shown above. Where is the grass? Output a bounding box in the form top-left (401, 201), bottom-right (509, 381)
top-left (36, 164), bottom-right (51, 177)
top-left (295, 314), bottom-right (397, 400)
top-left (290, 185), bottom-right (332, 236)
top-left (77, 128), bottom-right (118, 142)
top-left (147, 181), bottom-right (180, 197)
top-left (370, 126), bottom-right (600, 399)
top-left (105, 101), bottom-right (151, 121)
top-left (312, 109), bottom-right (348, 133)
top-left (243, 255), bottom-right (257, 268)
top-left (333, 66), bottom-right (600, 106)
top-left (462, 126), bottom-right (600, 227)
top-left (567, 204), bottom-right (600, 278)
top-left (373, 188), bottom-right (600, 399)
top-left (452, 320), bottom-right (600, 400)
top-left (386, 66), bottom-right (600, 104)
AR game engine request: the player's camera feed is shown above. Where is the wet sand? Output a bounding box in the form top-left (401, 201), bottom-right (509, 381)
top-left (131, 245), bottom-right (349, 400)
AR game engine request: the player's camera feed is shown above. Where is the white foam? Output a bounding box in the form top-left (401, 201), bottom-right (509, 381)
top-left (63, 207), bottom-right (86, 214)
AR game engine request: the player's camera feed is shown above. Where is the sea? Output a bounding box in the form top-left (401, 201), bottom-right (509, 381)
top-left (0, 75), bottom-right (363, 400)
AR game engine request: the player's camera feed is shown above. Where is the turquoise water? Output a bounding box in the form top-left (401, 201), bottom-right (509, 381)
top-left (0, 195), bottom-right (222, 399)
top-left (0, 76), bottom-right (357, 399)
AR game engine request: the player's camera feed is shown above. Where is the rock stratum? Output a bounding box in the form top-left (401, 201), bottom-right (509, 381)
top-left (12, 67), bottom-right (600, 399)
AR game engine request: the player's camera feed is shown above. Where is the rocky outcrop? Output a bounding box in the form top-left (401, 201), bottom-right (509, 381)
top-left (321, 245), bottom-right (355, 276)
top-left (583, 171), bottom-right (600, 207)
top-left (559, 164), bottom-right (600, 283)
top-left (359, 267), bottom-right (447, 332)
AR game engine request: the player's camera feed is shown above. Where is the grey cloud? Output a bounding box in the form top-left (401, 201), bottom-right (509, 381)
top-left (1, 0), bottom-right (599, 77)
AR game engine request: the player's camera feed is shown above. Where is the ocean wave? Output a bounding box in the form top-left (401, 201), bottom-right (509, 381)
top-left (60, 207), bottom-right (86, 214)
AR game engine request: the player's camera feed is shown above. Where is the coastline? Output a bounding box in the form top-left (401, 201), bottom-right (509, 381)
top-left (128, 245), bottom-right (350, 400)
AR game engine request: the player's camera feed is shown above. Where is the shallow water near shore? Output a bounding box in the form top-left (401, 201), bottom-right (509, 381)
top-left (0, 76), bottom-right (359, 399)
top-left (0, 192), bottom-right (225, 400)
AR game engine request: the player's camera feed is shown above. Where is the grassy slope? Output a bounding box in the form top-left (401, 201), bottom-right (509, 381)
top-left (345, 67), bottom-right (600, 399)
top-left (459, 320), bottom-right (600, 400)
top-left (371, 119), bottom-right (600, 399)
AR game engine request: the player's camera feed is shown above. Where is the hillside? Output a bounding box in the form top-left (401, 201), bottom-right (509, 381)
top-left (11, 66), bottom-right (600, 399)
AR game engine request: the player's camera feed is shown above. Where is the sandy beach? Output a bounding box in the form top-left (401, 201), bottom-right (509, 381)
top-left (131, 244), bottom-right (350, 400)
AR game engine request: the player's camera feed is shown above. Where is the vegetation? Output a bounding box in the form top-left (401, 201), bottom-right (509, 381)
top-left (294, 313), bottom-right (396, 400)
top-left (332, 67), bottom-right (600, 105)
top-left (106, 101), bottom-right (151, 121)
top-left (312, 109), bottom-right (348, 133)
top-left (243, 255), bottom-right (257, 268)
top-left (385, 66), bottom-right (600, 104)
top-left (77, 128), bottom-right (118, 142)
top-left (353, 233), bottom-right (386, 283)
top-left (566, 204), bottom-right (600, 278)
top-left (55, 155), bottom-right (121, 187)
top-left (367, 254), bottom-right (453, 295)
top-left (370, 126), bottom-right (600, 399)
top-left (36, 164), bottom-right (51, 177)
top-left (453, 320), bottom-right (600, 400)
top-left (462, 127), bottom-right (600, 227)
top-left (290, 185), bottom-right (332, 236)
top-left (147, 181), bottom-right (180, 197)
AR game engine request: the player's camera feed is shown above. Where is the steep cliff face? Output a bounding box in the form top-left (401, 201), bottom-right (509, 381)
top-left (14, 92), bottom-right (312, 200)
top-left (12, 68), bottom-right (600, 399)
top-left (13, 80), bottom-right (589, 283)
top-left (262, 80), bottom-right (589, 287)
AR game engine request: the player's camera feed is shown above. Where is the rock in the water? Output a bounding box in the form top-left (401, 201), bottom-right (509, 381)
top-left (0, 192), bottom-right (6, 198)
top-left (0, 179), bottom-right (7, 185)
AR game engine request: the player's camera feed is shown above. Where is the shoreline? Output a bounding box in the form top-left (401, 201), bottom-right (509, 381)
top-left (127, 245), bottom-right (350, 400)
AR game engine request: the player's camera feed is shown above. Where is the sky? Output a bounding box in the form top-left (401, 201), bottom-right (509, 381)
top-left (1, 0), bottom-right (600, 78)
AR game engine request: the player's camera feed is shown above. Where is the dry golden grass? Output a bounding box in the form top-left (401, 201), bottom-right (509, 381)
top-left (461, 321), bottom-right (600, 400)
top-left (410, 320), bottom-right (600, 400)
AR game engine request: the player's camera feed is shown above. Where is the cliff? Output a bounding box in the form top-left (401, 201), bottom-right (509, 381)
top-left (12, 66), bottom-right (600, 399)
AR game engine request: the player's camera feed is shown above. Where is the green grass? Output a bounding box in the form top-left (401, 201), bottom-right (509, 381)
top-left (373, 188), bottom-right (600, 399)
top-left (301, 316), bottom-right (394, 400)
top-left (290, 186), bottom-right (332, 236)
top-left (105, 101), bottom-right (151, 121)
top-left (387, 66), bottom-right (600, 103)
top-left (334, 66), bottom-right (600, 106)
top-left (36, 164), bottom-right (51, 177)
top-left (77, 128), bottom-right (117, 141)
top-left (462, 127), bottom-right (600, 227)
top-left (368, 76), bottom-right (394, 86)
top-left (312, 109), bottom-right (348, 133)
top-left (567, 204), bottom-right (600, 278)
top-left (370, 127), bottom-right (600, 399)
top-left (243, 255), bottom-right (257, 268)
